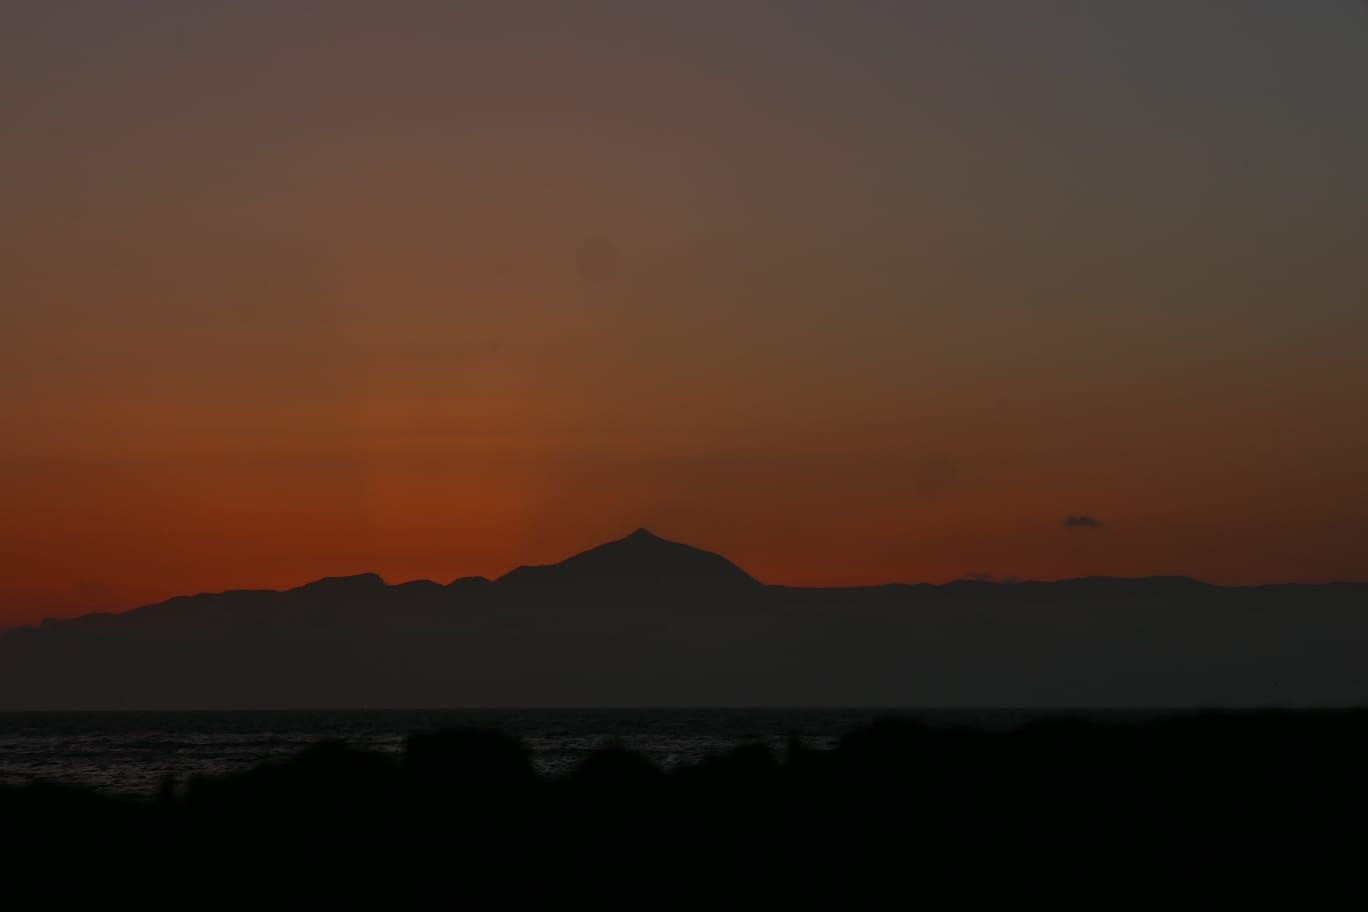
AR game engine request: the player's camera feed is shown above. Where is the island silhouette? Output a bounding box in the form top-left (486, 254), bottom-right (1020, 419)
top-left (3, 529), bottom-right (1367, 710)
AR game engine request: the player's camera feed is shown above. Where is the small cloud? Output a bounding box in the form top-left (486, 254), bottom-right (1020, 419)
top-left (1063, 515), bottom-right (1103, 530)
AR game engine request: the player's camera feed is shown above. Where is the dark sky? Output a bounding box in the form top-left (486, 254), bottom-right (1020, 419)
top-left (3, 1), bottom-right (1367, 623)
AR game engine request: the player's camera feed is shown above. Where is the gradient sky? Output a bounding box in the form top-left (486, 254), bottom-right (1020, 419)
top-left (3, 1), bottom-right (1368, 625)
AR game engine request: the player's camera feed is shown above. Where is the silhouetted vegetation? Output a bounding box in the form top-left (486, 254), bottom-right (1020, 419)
top-left (6, 712), bottom-right (1368, 906)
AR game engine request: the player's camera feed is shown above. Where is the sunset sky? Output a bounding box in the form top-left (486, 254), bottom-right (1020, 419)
top-left (3, 1), bottom-right (1367, 625)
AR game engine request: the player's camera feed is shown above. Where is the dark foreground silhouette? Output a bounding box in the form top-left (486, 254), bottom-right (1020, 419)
top-left (5, 713), bottom-right (1368, 907)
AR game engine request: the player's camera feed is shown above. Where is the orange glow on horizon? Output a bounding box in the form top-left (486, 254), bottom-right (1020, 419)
top-left (4, 2), bottom-right (1367, 626)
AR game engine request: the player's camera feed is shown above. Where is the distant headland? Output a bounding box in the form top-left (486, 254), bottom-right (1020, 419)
top-left (3, 529), bottom-right (1367, 710)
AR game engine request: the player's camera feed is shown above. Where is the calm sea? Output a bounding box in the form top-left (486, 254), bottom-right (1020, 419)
top-left (0, 708), bottom-right (1154, 797)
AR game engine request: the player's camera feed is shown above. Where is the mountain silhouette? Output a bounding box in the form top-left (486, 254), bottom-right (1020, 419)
top-left (497, 528), bottom-right (759, 590)
top-left (2, 531), bottom-right (1367, 709)
top-left (290, 572), bottom-right (390, 595)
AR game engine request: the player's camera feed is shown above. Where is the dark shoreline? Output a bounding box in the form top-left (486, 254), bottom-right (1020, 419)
top-left (5, 705), bottom-right (1345, 798)
top-left (6, 709), bottom-right (1368, 905)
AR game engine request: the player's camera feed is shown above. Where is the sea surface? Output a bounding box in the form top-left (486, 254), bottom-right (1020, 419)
top-left (0, 708), bottom-right (1160, 797)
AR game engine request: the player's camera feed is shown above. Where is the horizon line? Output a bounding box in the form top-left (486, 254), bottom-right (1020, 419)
top-left (12, 526), bottom-right (1368, 633)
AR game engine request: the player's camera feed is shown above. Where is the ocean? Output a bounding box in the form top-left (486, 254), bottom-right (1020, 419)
top-left (0, 708), bottom-right (1123, 797)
